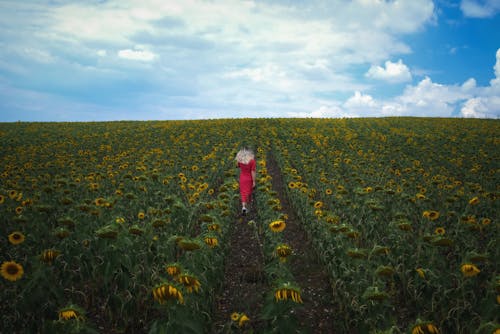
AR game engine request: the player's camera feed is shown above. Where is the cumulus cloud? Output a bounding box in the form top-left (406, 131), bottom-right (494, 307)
top-left (118, 46), bottom-right (157, 61)
top-left (366, 59), bottom-right (412, 83)
top-left (344, 91), bottom-right (377, 109)
top-left (460, 0), bottom-right (500, 18)
top-left (459, 48), bottom-right (500, 117)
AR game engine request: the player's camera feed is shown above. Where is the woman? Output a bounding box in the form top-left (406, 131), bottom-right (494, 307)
top-left (235, 147), bottom-right (256, 215)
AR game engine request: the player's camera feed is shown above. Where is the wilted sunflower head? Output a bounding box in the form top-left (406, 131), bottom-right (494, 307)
top-left (58, 305), bottom-right (85, 321)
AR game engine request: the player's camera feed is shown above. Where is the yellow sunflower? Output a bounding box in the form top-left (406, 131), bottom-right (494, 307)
top-left (269, 220), bottom-right (286, 232)
top-left (0, 194), bottom-right (5, 204)
top-left (423, 210), bottom-right (440, 221)
top-left (1, 261), bottom-right (24, 281)
top-left (468, 196), bottom-right (480, 205)
top-left (58, 305), bottom-right (84, 320)
top-left (8, 231), bottom-right (25, 245)
top-left (152, 283), bottom-right (184, 304)
top-left (434, 227), bottom-right (445, 235)
top-left (460, 263), bottom-right (480, 277)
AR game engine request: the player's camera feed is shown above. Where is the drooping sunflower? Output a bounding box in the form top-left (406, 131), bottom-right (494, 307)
top-left (204, 235), bottom-right (219, 248)
top-left (40, 249), bottom-right (61, 264)
top-left (269, 220), bottom-right (286, 232)
top-left (275, 244), bottom-right (292, 262)
top-left (468, 196), bottom-right (480, 205)
top-left (460, 263), bottom-right (480, 277)
top-left (274, 282), bottom-right (303, 303)
top-left (152, 283), bottom-right (184, 304)
top-left (58, 305), bottom-right (85, 321)
top-left (1, 260), bottom-right (24, 281)
top-left (165, 263), bottom-right (182, 277)
top-left (238, 313), bottom-right (250, 327)
top-left (177, 273), bottom-right (201, 293)
top-left (416, 268), bottom-right (426, 279)
top-left (8, 231), bottom-right (25, 245)
top-left (411, 322), bottom-right (440, 334)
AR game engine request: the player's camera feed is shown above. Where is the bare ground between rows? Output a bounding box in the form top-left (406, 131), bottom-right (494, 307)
top-left (211, 207), bottom-right (267, 333)
top-left (266, 153), bottom-right (337, 334)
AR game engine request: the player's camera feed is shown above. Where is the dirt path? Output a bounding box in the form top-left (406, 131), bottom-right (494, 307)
top-left (212, 153), bottom-right (336, 333)
top-left (266, 153), bottom-right (337, 334)
top-left (211, 208), bottom-right (267, 333)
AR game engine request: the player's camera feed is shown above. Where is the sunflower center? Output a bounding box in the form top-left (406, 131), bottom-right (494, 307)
top-left (13, 234), bottom-right (21, 240)
top-left (6, 264), bottom-right (19, 275)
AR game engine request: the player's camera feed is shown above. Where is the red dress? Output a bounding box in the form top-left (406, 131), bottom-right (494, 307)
top-left (238, 159), bottom-right (256, 203)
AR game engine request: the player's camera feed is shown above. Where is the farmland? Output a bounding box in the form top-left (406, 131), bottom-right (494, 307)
top-left (1, 118), bottom-right (498, 333)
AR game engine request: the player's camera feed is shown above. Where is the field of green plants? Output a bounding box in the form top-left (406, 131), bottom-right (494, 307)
top-left (1, 118), bottom-right (498, 333)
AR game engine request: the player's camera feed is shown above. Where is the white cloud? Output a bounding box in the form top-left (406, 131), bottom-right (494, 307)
top-left (97, 50), bottom-right (107, 57)
top-left (460, 0), bottom-right (500, 18)
top-left (344, 91), bottom-right (377, 109)
top-left (118, 46), bottom-right (157, 61)
top-left (290, 105), bottom-right (358, 118)
top-left (366, 59), bottom-right (412, 83)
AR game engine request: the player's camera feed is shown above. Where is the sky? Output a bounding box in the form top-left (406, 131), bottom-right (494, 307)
top-left (0, 0), bottom-right (499, 122)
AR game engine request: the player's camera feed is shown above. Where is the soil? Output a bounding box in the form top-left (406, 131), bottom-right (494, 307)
top-left (212, 152), bottom-right (336, 333)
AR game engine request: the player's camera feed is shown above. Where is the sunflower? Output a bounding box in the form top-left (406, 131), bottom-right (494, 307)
top-left (313, 201), bottom-right (323, 209)
top-left (165, 263), bottom-right (182, 277)
top-left (231, 312), bottom-right (240, 321)
top-left (288, 181), bottom-right (298, 189)
top-left (238, 314), bottom-right (250, 327)
top-left (1, 261), bottom-right (24, 281)
top-left (415, 193), bottom-right (426, 200)
top-left (468, 196), bottom-right (480, 205)
top-left (177, 238), bottom-right (202, 251)
top-left (274, 283), bottom-right (303, 303)
top-left (40, 249), bottom-right (61, 264)
top-left (204, 236), bottom-right (219, 248)
top-left (137, 211), bottom-right (145, 219)
top-left (58, 306), bottom-right (84, 321)
top-left (269, 220), bottom-right (286, 232)
top-left (423, 210), bottom-right (440, 221)
top-left (460, 263), bottom-right (480, 277)
top-left (275, 244), bottom-right (292, 262)
top-left (8, 231), bottom-right (25, 245)
top-left (325, 188), bottom-right (333, 195)
top-left (416, 268), bottom-right (426, 279)
top-left (434, 227), bottom-right (445, 235)
top-left (8, 189), bottom-right (18, 199)
top-left (0, 194), bottom-right (5, 204)
top-left (177, 273), bottom-right (201, 293)
top-left (411, 323), bottom-right (440, 334)
top-left (152, 283), bottom-right (184, 304)
top-left (15, 206), bottom-right (23, 215)
top-left (481, 217), bottom-right (491, 225)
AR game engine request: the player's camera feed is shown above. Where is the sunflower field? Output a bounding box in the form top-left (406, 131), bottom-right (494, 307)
top-left (1, 118), bottom-right (498, 333)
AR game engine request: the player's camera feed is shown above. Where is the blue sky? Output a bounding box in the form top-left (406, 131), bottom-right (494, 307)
top-left (0, 0), bottom-right (499, 121)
